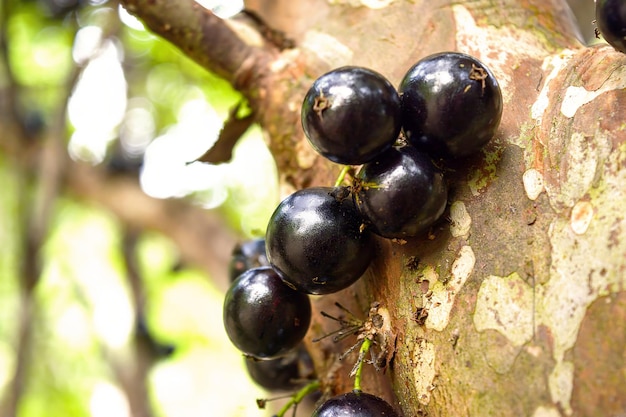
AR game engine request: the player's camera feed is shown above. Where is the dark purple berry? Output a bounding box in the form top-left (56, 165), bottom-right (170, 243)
top-left (244, 344), bottom-right (314, 391)
top-left (266, 187), bottom-right (374, 295)
top-left (223, 267), bottom-right (311, 359)
top-left (399, 52), bottom-right (502, 159)
top-left (312, 391), bottom-right (399, 417)
top-left (353, 145), bottom-right (447, 238)
top-left (301, 66), bottom-right (402, 165)
top-left (596, 0), bottom-right (626, 54)
top-left (228, 238), bottom-right (268, 282)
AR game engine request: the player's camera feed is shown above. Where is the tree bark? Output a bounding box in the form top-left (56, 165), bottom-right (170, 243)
top-left (120, 1), bottom-right (626, 416)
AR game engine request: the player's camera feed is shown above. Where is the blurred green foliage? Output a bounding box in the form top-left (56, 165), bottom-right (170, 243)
top-left (1, 0), bottom-right (278, 416)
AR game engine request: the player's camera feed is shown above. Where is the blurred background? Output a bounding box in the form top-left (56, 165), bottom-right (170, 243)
top-left (0, 0), bottom-right (597, 416)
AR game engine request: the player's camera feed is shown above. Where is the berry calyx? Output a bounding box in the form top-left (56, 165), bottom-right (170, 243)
top-left (301, 66), bottom-right (402, 165)
top-left (223, 266), bottom-right (311, 359)
top-left (399, 52), bottom-right (503, 158)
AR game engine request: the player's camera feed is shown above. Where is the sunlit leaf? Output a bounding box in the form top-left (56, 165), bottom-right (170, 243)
top-left (7, 7), bottom-right (74, 87)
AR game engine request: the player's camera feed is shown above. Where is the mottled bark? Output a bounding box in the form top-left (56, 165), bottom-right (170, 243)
top-left (122, 1), bottom-right (626, 416)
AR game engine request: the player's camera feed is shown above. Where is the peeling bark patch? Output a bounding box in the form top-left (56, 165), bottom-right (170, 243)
top-left (360, 0), bottom-right (393, 8)
top-left (327, 0), bottom-right (394, 8)
top-left (301, 31), bottom-right (353, 69)
top-left (531, 51), bottom-right (574, 122)
top-left (523, 168), bottom-right (545, 201)
top-left (531, 406), bottom-right (561, 417)
top-left (543, 131), bottom-right (611, 212)
top-left (569, 201), bottom-right (593, 235)
top-left (560, 64), bottom-right (626, 118)
top-left (424, 246), bottom-right (475, 331)
top-left (543, 221), bottom-right (610, 364)
top-left (449, 201), bottom-right (472, 238)
top-left (410, 338), bottom-right (436, 405)
top-left (473, 272), bottom-right (534, 346)
top-left (548, 360), bottom-right (574, 415)
top-left (539, 142), bottom-right (626, 412)
top-left (452, 5), bottom-right (556, 105)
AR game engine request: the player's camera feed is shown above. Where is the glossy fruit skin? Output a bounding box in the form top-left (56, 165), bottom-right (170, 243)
top-left (266, 187), bottom-right (374, 295)
top-left (244, 344), bottom-right (314, 391)
top-left (312, 391), bottom-right (399, 417)
top-left (228, 238), bottom-right (268, 282)
top-left (223, 266), bottom-right (311, 359)
top-left (353, 145), bottom-right (447, 238)
top-left (301, 66), bottom-right (402, 165)
top-left (399, 52), bottom-right (502, 159)
top-left (596, 0), bottom-right (626, 54)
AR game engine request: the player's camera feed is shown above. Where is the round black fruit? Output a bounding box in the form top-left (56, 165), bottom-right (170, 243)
top-left (223, 266), bottom-right (311, 359)
top-left (596, 0), bottom-right (626, 54)
top-left (244, 344), bottom-right (314, 391)
top-left (266, 187), bottom-right (374, 295)
top-left (228, 238), bottom-right (268, 282)
top-left (399, 52), bottom-right (502, 159)
top-left (312, 391), bottom-right (399, 417)
top-left (353, 145), bottom-right (447, 238)
top-left (301, 66), bottom-right (402, 165)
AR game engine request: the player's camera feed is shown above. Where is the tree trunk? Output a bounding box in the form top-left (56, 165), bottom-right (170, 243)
top-left (121, 1), bottom-right (626, 416)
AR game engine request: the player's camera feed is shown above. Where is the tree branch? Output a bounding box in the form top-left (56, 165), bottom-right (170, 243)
top-left (119, 0), bottom-right (270, 97)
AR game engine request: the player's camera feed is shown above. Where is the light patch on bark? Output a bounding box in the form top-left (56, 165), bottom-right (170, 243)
top-left (560, 65), bottom-right (626, 118)
top-left (544, 132), bottom-right (611, 211)
top-left (523, 168), bottom-right (545, 201)
top-left (424, 246), bottom-right (475, 331)
top-left (449, 201), bottom-right (471, 238)
top-left (548, 360), bottom-right (574, 415)
top-left (569, 201), bottom-right (594, 235)
top-left (223, 18), bottom-right (265, 46)
top-left (451, 5), bottom-right (554, 105)
top-left (377, 305), bottom-right (393, 335)
top-left (300, 31), bottom-right (354, 69)
top-left (542, 215), bottom-right (626, 363)
top-left (531, 405), bottom-right (562, 417)
top-left (538, 143), bottom-right (626, 412)
top-left (531, 51), bottom-right (575, 123)
top-left (270, 49), bottom-right (302, 75)
top-left (327, 0), bottom-right (393, 8)
top-left (473, 272), bottom-right (535, 347)
top-left (410, 338), bottom-right (436, 405)
top-left (295, 138), bottom-right (318, 169)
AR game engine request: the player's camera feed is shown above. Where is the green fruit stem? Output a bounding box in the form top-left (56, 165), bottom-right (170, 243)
top-left (274, 379), bottom-right (321, 417)
top-left (352, 337), bottom-right (372, 392)
top-left (334, 165), bottom-right (351, 187)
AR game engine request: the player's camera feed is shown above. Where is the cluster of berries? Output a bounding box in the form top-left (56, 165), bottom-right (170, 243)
top-left (227, 239), bottom-right (315, 395)
top-left (269, 52), bottom-right (502, 297)
top-left (223, 51), bottom-right (502, 416)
